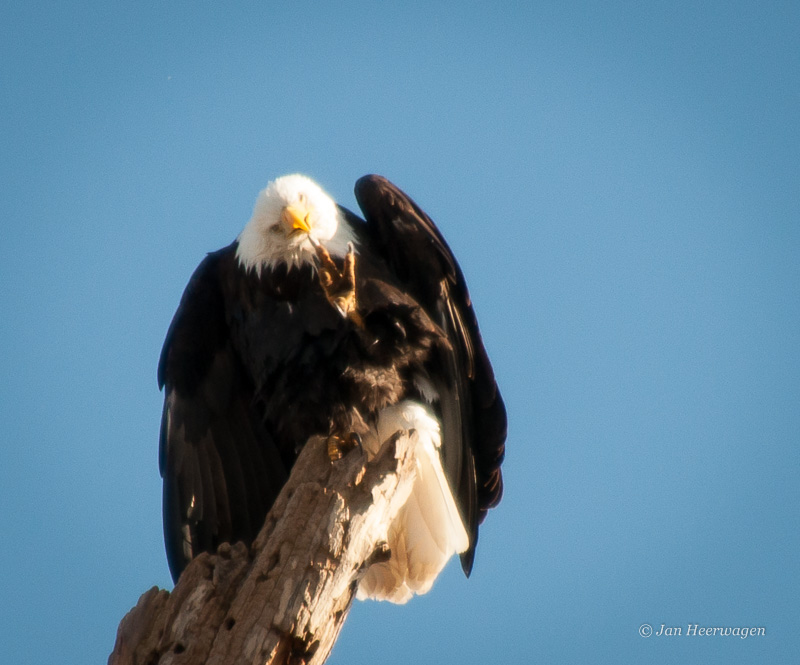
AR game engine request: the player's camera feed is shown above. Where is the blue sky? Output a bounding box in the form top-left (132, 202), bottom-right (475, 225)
top-left (1, 2), bottom-right (798, 663)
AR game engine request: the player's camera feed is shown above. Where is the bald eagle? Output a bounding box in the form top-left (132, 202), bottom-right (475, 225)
top-left (158, 174), bottom-right (506, 603)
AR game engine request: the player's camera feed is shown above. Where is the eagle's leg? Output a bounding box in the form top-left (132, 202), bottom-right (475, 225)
top-left (326, 408), bottom-right (367, 462)
top-left (312, 241), bottom-right (363, 327)
top-left (326, 431), bottom-right (362, 462)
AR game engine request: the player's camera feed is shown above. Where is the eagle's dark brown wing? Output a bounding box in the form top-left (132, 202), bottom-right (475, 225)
top-left (157, 245), bottom-right (288, 583)
top-left (354, 175), bottom-right (506, 575)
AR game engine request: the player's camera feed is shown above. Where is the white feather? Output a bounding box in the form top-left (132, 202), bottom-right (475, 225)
top-left (412, 372), bottom-right (439, 403)
top-left (357, 401), bottom-right (468, 604)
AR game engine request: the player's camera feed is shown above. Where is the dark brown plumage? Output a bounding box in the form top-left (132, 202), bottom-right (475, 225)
top-left (158, 175), bottom-right (506, 584)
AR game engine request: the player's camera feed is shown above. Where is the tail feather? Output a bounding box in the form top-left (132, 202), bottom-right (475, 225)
top-left (357, 401), bottom-right (468, 604)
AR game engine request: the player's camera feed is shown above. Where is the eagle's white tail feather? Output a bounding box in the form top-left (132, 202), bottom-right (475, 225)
top-left (356, 401), bottom-right (468, 604)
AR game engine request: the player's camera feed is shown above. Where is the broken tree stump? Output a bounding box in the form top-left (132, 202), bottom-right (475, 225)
top-left (109, 430), bottom-right (419, 665)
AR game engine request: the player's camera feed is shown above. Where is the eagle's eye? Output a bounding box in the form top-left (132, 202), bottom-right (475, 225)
top-left (269, 222), bottom-right (282, 234)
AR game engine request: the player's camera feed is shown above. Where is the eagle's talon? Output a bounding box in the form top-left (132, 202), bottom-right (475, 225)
top-left (347, 431), bottom-right (363, 452)
top-left (313, 243), bottom-right (360, 324)
top-left (327, 434), bottom-right (344, 461)
top-left (326, 431), bottom-right (362, 462)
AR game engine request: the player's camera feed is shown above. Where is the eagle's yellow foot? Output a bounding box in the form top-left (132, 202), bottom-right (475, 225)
top-left (312, 240), bottom-right (363, 327)
top-left (326, 431), bottom-right (362, 462)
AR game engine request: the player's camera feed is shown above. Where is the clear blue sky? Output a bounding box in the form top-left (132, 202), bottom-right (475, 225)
top-left (2, 2), bottom-right (798, 663)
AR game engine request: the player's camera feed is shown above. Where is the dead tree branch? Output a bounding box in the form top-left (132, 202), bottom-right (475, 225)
top-left (109, 430), bottom-right (419, 665)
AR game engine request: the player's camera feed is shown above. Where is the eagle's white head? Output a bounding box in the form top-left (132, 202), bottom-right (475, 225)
top-left (236, 174), bottom-right (356, 274)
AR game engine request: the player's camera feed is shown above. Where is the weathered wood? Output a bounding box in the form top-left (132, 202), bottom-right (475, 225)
top-left (109, 430), bottom-right (419, 665)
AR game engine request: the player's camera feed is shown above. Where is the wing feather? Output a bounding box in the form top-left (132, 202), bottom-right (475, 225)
top-left (353, 175), bottom-right (506, 575)
top-left (158, 247), bottom-right (288, 582)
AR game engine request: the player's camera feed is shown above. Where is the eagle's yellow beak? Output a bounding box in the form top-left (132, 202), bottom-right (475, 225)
top-left (282, 205), bottom-right (312, 235)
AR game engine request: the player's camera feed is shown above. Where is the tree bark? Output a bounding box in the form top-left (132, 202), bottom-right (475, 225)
top-left (109, 429), bottom-right (419, 665)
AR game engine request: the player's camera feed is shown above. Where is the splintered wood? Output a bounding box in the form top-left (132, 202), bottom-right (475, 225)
top-left (109, 431), bottom-right (418, 665)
